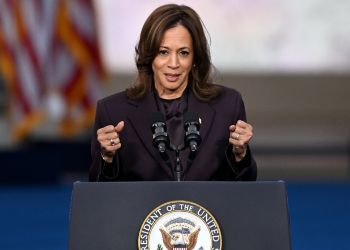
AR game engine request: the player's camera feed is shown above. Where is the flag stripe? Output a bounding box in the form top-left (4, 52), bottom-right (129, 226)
top-left (19, 1), bottom-right (46, 94)
top-left (0, 0), bottom-right (105, 140)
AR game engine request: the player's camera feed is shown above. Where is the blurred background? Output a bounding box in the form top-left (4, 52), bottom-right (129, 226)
top-left (0, 0), bottom-right (349, 249)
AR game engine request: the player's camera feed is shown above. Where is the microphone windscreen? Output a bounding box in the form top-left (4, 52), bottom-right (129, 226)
top-left (183, 110), bottom-right (199, 125)
top-left (150, 111), bottom-right (166, 129)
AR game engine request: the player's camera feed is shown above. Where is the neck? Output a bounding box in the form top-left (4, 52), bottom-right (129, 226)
top-left (156, 83), bottom-right (188, 100)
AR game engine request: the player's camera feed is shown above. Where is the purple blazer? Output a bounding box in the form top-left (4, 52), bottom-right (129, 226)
top-left (89, 85), bottom-right (257, 182)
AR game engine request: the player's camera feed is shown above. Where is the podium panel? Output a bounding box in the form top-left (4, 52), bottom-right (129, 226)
top-left (68, 181), bottom-right (291, 250)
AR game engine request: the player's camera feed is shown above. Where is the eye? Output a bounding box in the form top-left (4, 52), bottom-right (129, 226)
top-left (179, 51), bottom-right (190, 56)
top-left (159, 50), bottom-right (168, 56)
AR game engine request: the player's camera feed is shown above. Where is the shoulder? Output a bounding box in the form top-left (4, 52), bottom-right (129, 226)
top-left (98, 91), bottom-right (129, 107)
top-left (209, 84), bottom-right (242, 104)
top-left (95, 90), bottom-right (142, 125)
top-left (207, 84), bottom-right (244, 116)
top-left (218, 84), bottom-right (241, 96)
top-left (96, 90), bottom-right (137, 119)
top-left (98, 89), bottom-right (141, 107)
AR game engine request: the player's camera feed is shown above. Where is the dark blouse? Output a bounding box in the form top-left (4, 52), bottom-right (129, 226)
top-left (154, 87), bottom-right (189, 171)
top-left (154, 87), bottom-right (249, 174)
top-left (101, 88), bottom-right (250, 180)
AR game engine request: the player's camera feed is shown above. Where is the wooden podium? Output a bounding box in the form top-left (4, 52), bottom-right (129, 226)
top-left (68, 181), bottom-right (292, 250)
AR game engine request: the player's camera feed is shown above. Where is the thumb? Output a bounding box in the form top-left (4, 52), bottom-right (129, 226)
top-left (229, 125), bottom-right (236, 132)
top-left (115, 121), bottom-right (124, 133)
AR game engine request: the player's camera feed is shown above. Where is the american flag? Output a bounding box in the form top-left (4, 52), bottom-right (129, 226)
top-left (0, 0), bottom-right (105, 140)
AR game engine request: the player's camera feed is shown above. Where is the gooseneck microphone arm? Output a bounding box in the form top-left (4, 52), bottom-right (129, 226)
top-left (150, 112), bottom-right (175, 181)
top-left (150, 110), bottom-right (202, 181)
top-left (182, 110), bottom-right (202, 181)
top-left (170, 144), bottom-right (184, 181)
top-left (183, 147), bottom-right (196, 181)
top-left (159, 148), bottom-right (174, 181)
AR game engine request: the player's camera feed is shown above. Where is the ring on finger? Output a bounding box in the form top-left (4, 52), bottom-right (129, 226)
top-left (236, 134), bottom-right (240, 140)
top-left (110, 139), bottom-right (115, 146)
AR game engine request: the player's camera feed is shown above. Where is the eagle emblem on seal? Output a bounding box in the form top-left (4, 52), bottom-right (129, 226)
top-left (159, 217), bottom-right (201, 250)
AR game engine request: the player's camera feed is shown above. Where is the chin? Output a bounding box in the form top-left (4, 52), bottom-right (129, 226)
top-left (165, 83), bottom-right (182, 90)
top-left (164, 77), bottom-right (187, 89)
top-left (154, 74), bottom-right (189, 97)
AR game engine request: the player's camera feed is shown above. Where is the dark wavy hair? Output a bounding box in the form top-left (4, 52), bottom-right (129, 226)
top-left (126, 4), bottom-right (221, 102)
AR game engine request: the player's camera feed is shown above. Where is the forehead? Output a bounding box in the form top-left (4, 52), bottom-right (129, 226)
top-left (160, 25), bottom-right (193, 48)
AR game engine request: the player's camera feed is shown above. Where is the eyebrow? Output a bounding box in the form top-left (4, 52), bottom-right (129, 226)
top-left (160, 46), bottom-right (192, 51)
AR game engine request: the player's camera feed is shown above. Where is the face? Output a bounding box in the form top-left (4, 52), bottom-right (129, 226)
top-left (152, 25), bottom-right (194, 99)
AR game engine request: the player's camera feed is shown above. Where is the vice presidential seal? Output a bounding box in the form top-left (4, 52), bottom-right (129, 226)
top-left (138, 200), bottom-right (221, 250)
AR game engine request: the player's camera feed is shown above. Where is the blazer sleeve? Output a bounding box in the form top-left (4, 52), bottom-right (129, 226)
top-left (89, 99), bottom-right (121, 182)
top-left (223, 91), bottom-right (257, 181)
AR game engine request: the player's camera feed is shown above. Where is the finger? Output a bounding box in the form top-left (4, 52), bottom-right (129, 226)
top-left (236, 120), bottom-right (253, 131)
top-left (231, 127), bottom-right (245, 137)
top-left (229, 137), bottom-right (247, 148)
top-left (97, 125), bottom-right (115, 135)
top-left (229, 125), bottom-right (236, 132)
top-left (231, 130), bottom-right (253, 144)
top-left (233, 125), bottom-right (253, 138)
top-left (229, 138), bottom-right (246, 149)
top-left (99, 131), bottom-right (119, 141)
top-left (230, 132), bottom-right (240, 140)
top-left (101, 139), bottom-right (121, 151)
top-left (115, 121), bottom-right (124, 133)
top-left (230, 134), bottom-right (247, 146)
top-left (107, 138), bottom-right (120, 146)
top-left (235, 120), bottom-right (248, 128)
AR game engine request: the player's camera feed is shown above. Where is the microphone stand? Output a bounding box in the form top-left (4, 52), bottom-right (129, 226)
top-left (175, 149), bottom-right (182, 181)
top-left (183, 147), bottom-right (196, 181)
top-left (159, 142), bottom-right (198, 181)
top-left (158, 141), bottom-right (199, 181)
top-left (169, 143), bottom-right (199, 181)
top-left (169, 144), bottom-right (183, 181)
top-left (158, 147), bottom-right (174, 181)
top-left (156, 142), bottom-right (185, 181)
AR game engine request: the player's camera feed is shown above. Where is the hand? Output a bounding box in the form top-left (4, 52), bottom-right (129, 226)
top-left (229, 120), bottom-right (253, 162)
top-left (97, 121), bottom-right (124, 163)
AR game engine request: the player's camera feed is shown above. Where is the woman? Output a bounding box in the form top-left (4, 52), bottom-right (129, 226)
top-left (89, 4), bottom-right (257, 182)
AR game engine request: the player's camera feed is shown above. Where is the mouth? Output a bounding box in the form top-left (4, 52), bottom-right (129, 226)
top-left (165, 73), bottom-right (181, 82)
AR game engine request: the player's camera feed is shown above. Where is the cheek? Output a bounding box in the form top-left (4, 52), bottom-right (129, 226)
top-left (152, 57), bottom-right (166, 71)
top-left (184, 62), bottom-right (193, 72)
top-left (183, 57), bottom-right (194, 72)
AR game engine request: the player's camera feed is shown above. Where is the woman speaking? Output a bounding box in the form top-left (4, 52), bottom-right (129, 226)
top-left (89, 4), bottom-right (257, 182)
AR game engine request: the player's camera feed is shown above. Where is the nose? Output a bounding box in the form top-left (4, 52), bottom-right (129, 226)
top-left (168, 53), bottom-right (179, 69)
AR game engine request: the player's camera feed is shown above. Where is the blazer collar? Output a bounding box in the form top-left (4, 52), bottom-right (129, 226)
top-left (187, 89), bottom-right (216, 147)
top-left (126, 89), bottom-right (216, 179)
top-left (127, 92), bottom-right (173, 177)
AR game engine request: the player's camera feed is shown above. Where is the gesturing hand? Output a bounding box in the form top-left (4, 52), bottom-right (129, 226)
top-left (229, 120), bottom-right (253, 162)
top-left (97, 121), bottom-right (124, 163)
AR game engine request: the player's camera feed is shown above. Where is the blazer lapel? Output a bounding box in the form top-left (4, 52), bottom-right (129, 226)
top-left (127, 89), bottom-right (216, 179)
top-left (127, 93), bottom-right (174, 178)
top-left (187, 89), bottom-right (216, 169)
top-left (187, 90), bottom-right (216, 146)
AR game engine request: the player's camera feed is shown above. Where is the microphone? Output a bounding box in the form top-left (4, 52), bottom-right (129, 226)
top-left (183, 110), bottom-right (202, 151)
top-left (150, 111), bottom-right (170, 153)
